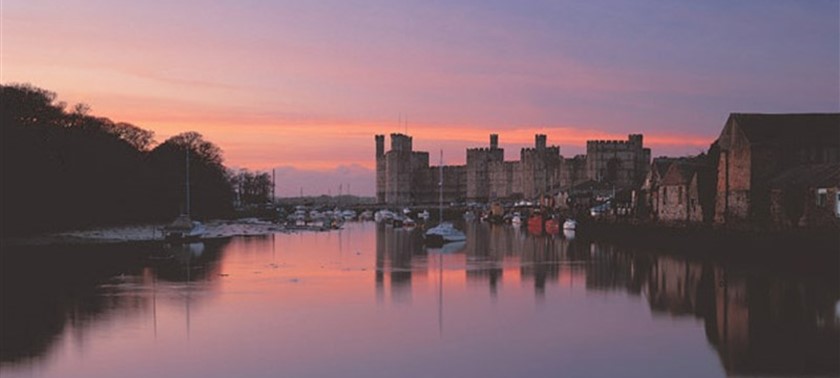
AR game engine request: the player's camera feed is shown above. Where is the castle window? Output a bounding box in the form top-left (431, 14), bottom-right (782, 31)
top-left (816, 188), bottom-right (828, 207)
top-left (678, 187), bottom-right (683, 205)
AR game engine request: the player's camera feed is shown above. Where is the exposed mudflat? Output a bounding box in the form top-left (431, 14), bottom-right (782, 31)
top-left (5, 219), bottom-right (293, 246)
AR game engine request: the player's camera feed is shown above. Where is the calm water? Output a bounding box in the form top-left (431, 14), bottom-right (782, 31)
top-left (1, 222), bottom-right (838, 378)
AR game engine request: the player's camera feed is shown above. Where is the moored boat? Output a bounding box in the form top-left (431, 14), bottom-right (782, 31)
top-left (425, 222), bottom-right (466, 246)
top-left (545, 217), bottom-right (560, 235)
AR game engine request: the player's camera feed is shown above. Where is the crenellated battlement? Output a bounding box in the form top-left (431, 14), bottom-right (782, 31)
top-left (375, 131), bottom-right (650, 205)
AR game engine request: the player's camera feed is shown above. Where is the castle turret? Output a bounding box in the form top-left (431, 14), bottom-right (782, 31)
top-left (535, 134), bottom-right (547, 151)
top-left (390, 133), bottom-right (412, 152)
top-left (375, 135), bottom-right (385, 158)
top-left (375, 135), bottom-right (386, 203)
top-left (490, 134), bottom-right (499, 149)
top-left (629, 134), bottom-right (643, 148)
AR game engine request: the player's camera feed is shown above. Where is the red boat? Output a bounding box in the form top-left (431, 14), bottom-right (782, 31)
top-left (544, 217), bottom-right (560, 235)
top-left (527, 212), bottom-right (545, 235)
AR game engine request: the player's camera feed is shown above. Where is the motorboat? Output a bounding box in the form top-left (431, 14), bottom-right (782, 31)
top-left (511, 213), bottom-right (522, 227)
top-left (418, 210), bottom-right (430, 220)
top-left (545, 217), bottom-right (560, 235)
top-left (359, 210), bottom-right (374, 221)
top-left (527, 211), bottom-right (545, 234)
top-left (341, 210), bottom-right (357, 220)
top-left (374, 209), bottom-right (395, 223)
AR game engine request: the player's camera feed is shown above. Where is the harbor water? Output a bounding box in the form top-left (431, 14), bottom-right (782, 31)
top-left (1, 222), bottom-right (837, 377)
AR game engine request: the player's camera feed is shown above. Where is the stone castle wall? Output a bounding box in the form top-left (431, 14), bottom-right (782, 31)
top-left (586, 134), bottom-right (650, 189)
top-left (376, 132), bottom-right (650, 205)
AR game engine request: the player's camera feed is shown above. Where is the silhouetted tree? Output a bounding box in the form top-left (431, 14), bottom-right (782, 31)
top-left (231, 170), bottom-right (273, 206)
top-left (148, 132), bottom-right (234, 220)
top-left (1, 83), bottom-right (235, 235)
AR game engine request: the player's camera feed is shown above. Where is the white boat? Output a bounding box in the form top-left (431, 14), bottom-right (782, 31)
top-left (341, 210), bottom-right (357, 220)
top-left (359, 210), bottom-right (374, 221)
top-left (563, 219), bottom-right (577, 231)
top-left (164, 149), bottom-right (205, 242)
top-left (374, 210), bottom-right (395, 223)
top-left (425, 222), bottom-right (466, 245)
top-left (511, 213), bottom-right (522, 227)
top-left (424, 150), bottom-right (466, 247)
top-left (164, 214), bottom-right (206, 241)
top-left (418, 210), bottom-right (430, 220)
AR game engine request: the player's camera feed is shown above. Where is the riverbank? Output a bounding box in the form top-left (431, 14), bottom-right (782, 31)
top-left (2, 219), bottom-right (292, 246)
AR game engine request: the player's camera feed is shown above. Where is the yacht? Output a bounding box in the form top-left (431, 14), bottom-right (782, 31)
top-left (163, 149), bottom-right (205, 242)
top-left (424, 150), bottom-right (466, 247)
top-left (425, 222), bottom-right (466, 246)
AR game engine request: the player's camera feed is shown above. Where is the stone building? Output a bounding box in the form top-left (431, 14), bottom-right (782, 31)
top-left (586, 134), bottom-right (651, 189)
top-left (713, 113), bottom-right (840, 225)
top-left (656, 162), bottom-right (706, 223)
top-left (376, 132), bottom-right (651, 206)
top-left (466, 134), bottom-right (506, 201)
top-left (641, 158), bottom-right (680, 219)
top-left (375, 133), bottom-right (467, 205)
top-left (767, 163), bottom-right (840, 228)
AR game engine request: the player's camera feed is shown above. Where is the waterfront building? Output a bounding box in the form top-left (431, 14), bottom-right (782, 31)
top-left (713, 113), bottom-right (840, 225)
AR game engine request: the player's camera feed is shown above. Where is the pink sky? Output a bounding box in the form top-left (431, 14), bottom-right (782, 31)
top-left (3, 0), bottom-right (837, 196)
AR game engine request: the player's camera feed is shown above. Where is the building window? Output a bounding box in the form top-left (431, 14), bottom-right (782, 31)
top-left (816, 188), bottom-right (828, 207)
top-left (678, 186), bottom-right (683, 205)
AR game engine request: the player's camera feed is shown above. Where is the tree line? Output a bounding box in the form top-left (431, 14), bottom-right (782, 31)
top-left (1, 84), bottom-right (274, 236)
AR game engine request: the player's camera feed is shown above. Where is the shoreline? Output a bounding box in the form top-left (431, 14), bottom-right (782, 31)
top-left (2, 219), bottom-right (293, 247)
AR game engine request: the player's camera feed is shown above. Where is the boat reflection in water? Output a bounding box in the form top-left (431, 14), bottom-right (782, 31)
top-left (1, 224), bottom-right (837, 378)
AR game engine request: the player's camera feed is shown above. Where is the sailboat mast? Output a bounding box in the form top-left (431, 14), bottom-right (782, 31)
top-left (439, 149), bottom-right (443, 224)
top-left (185, 148), bottom-right (190, 216)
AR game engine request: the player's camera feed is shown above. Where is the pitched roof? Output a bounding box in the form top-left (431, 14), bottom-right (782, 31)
top-left (768, 163), bottom-right (840, 189)
top-left (727, 113), bottom-right (840, 146)
top-left (661, 162), bottom-right (706, 186)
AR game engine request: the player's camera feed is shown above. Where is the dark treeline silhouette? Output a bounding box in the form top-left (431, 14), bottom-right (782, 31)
top-left (1, 84), bottom-right (234, 236)
top-left (230, 169), bottom-right (273, 206)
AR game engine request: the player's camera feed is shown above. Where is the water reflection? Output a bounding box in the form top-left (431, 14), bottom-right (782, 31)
top-left (0, 239), bottom-right (228, 368)
top-left (374, 223), bottom-right (840, 377)
top-left (1, 224), bottom-right (837, 377)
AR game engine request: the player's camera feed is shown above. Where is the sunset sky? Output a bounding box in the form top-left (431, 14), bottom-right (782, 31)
top-left (3, 0), bottom-right (838, 196)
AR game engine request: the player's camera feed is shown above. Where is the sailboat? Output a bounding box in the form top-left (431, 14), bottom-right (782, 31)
top-left (425, 150), bottom-right (466, 246)
top-left (163, 148), bottom-right (206, 242)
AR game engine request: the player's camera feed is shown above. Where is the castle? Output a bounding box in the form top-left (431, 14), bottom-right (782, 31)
top-left (375, 132), bottom-right (651, 205)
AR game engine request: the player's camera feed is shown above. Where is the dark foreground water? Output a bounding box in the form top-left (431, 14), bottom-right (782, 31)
top-left (1, 222), bottom-right (838, 378)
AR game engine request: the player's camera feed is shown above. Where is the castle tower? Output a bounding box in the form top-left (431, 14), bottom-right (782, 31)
top-left (490, 134), bottom-right (499, 149)
top-left (375, 135), bottom-right (385, 203)
top-left (390, 133), bottom-right (412, 152)
top-left (535, 134), bottom-right (547, 151)
top-left (376, 135), bottom-right (385, 158)
top-left (385, 133), bottom-right (414, 205)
